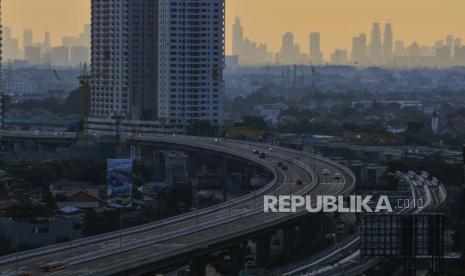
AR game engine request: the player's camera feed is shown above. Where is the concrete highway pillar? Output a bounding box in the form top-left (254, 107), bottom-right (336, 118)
top-left (282, 225), bottom-right (296, 259)
top-left (218, 158), bottom-right (228, 202)
top-left (244, 163), bottom-right (254, 191)
top-left (189, 255), bottom-right (207, 276)
top-left (229, 243), bottom-right (244, 276)
top-left (299, 218), bottom-right (312, 246)
top-left (299, 215), bottom-right (322, 250)
top-left (255, 234), bottom-right (271, 268)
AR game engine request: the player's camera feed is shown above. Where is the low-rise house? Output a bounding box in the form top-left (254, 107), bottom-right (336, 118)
top-left (56, 190), bottom-right (105, 209)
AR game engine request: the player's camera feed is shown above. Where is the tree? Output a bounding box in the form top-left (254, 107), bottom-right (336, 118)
top-left (43, 191), bottom-right (58, 210)
top-left (186, 120), bottom-right (218, 137)
top-left (242, 116), bottom-right (267, 130)
top-left (54, 193), bottom-right (68, 203)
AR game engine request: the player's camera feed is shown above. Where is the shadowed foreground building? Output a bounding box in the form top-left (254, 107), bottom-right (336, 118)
top-left (88, 0), bottom-right (225, 134)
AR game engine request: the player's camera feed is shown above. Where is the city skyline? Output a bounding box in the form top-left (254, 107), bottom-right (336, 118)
top-left (3, 0), bottom-right (465, 56)
top-left (5, 19), bottom-right (465, 68)
top-left (232, 19), bottom-right (465, 67)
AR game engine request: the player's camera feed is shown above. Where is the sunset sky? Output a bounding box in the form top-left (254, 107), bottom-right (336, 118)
top-left (3, 0), bottom-right (465, 55)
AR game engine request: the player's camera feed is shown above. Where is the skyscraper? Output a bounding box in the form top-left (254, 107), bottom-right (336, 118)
top-left (352, 33), bottom-right (367, 63)
top-left (395, 41), bottom-right (406, 56)
top-left (231, 17), bottom-right (273, 66)
top-left (446, 35), bottom-right (454, 57)
top-left (43, 31), bottom-right (51, 53)
top-left (309, 32), bottom-right (323, 64)
top-left (278, 32), bottom-right (302, 64)
top-left (70, 46), bottom-right (90, 67)
top-left (24, 46), bottom-right (42, 65)
top-left (409, 42), bottom-right (420, 57)
top-left (51, 46), bottom-right (69, 67)
top-left (383, 22), bottom-right (393, 60)
top-left (369, 22), bottom-right (382, 62)
top-left (23, 28), bottom-right (33, 54)
top-left (158, 0), bottom-right (225, 126)
top-left (330, 49), bottom-right (348, 65)
top-left (90, 0), bottom-right (160, 122)
top-left (232, 17), bottom-right (244, 57)
top-left (79, 24), bottom-right (91, 47)
top-left (89, 0), bottom-right (225, 133)
top-left (2, 26), bottom-right (21, 61)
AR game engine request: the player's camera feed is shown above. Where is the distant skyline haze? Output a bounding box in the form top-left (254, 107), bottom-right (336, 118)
top-left (3, 0), bottom-right (465, 55)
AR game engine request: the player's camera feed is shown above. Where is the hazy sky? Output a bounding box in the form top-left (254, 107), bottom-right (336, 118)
top-left (4, 0), bottom-right (465, 55)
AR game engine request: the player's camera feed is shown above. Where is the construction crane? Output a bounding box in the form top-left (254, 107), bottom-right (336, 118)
top-left (78, 64), bottom-right (104, 140)
top-left (78, 65), bottom-right (104, 115)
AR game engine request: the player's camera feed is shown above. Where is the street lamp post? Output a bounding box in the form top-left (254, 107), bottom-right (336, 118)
top-left (9, 218), bottom-right (19, 274)
top-left (119, 208), bottom-right (123, 247)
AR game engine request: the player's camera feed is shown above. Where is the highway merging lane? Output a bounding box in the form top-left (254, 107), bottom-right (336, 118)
top-left (0, 134), bottom-right (355, 276)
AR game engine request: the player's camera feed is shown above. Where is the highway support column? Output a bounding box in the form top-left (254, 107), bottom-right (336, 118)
top-left (303, 215), bottom-right (320, 244)
top-left (255, 234), bottom-right (271, 268)
top-left (283, 225), bottom-right (296, 259)
top-left (229, 243), bottom-right (244, 276)
top-left (218, 158), bottom-right (228, 202)
top-left (189, 255), bottom-right (207, 276)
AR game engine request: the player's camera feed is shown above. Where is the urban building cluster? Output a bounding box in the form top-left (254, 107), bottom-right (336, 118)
top-left (2, 25), bottom-right (90, 68)
top-left (231, 18), bottom-right (465, 68)
top-left (87, 0), bottom-right (225, 133)
top-left (0, 0), bottom-right (226, 134)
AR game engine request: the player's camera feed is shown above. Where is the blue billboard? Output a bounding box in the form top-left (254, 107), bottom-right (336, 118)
top-left (107, 159), bottom-right (133, 208)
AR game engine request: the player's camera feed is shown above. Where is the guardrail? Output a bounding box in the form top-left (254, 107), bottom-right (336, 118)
top-left (281, 171), bottom-right (421, 275)
top-left (0, 138), bottom-right (280, 266)
top-left (65, 147), bottom-right (320, 267)
top-left (0, 133), bottom-right (355, 274)
top-left (88, 181), bottom-right (349, 276)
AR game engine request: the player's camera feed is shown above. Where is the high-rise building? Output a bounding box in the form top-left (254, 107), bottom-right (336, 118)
top-left (394, 40), bottom-right (406, 56)
top-left (70, 46), bottom-right (90, 67)
top-left (309, 32), bottom-right (323, 64)
top-left (420, 46), bottom-right (434, 57)
top-left (454, 46), bottom-right (465, 65)
top-left (383, 22), bottom-right (393, 60)
top-left (23, 28), bottom-right (33, 54)
top-left (278, 32), bottom-right (303, 64)
top-left (24, 46), bottom-right (41, 65)
top-left (231, 17), bottom-right (272, 66)
top-left (369, 22), bottom-right (382, 61)
top-left (352, 33), bottom-right (367, 63)
top-left (232, 17), bottom-right (244, 57)
top-left (330, 49), bottom-right (348, 65)
top-left (89, 0), bottom-right (225, 133)
top-left (158, 0), bottom-right (224, 125)
top-left (51, 46), bottom-right (69, 67)
top-left (43, 31), bottom-right (51, 53)
top-left (78, 24), bottom-right (91, 47)
top-left (409, 42), bottom-right (420, 57)
top-left (434, 40), bottom-right (444, 51)
top-left (90, 0), bottom-right (153, 121)
top-left (2, 26), bottom-right (21, 61)
top-left (446, 35), bottom-right (454, 57)
top-left (436, 46), bottom-right (451, 66)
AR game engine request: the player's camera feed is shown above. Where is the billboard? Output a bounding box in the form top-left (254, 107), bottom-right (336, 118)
top-left (107, 159), bottom-right (133, 208)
